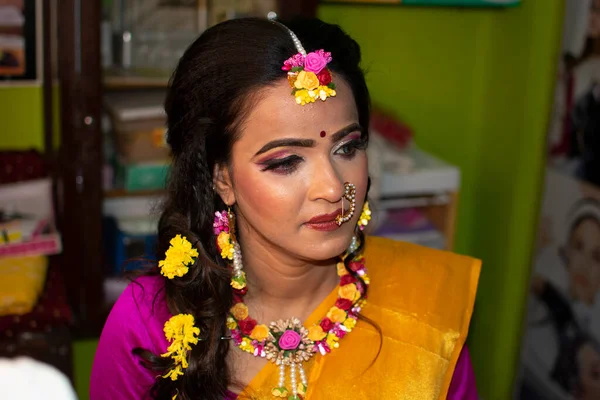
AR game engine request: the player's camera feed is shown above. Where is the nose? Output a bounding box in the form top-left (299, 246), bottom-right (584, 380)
top-left (307, 157), bottom-right (345, 203)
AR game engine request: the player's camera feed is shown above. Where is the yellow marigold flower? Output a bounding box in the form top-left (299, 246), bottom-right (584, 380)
top-left (297, 382), bottom-right (307, 396)
top-left (217, 231), bottom-right (234, 260)
top-left (295, 89), bottom-right (316, 106)
top-left (240, 339), bottom-right (255, 354)
top-left (343, 317), bottom-right (357, 330)
top-left (339, 283), bottom-right (359, 302)
top-left (163, 365), bottom-right (184, 381)
top-left (226, 316), bottom-right (237, 330)
top-left (159, 234), bottom-right (199, 279)
top-left (336, 262), bottom-right (349, 276)
top-left (230, 271), bottom-right (247, 290)
top-left (230, 303), bottom-right (249, 320)
top-left (317, 85), bottom-right (336, 101)
top-left (161, 314), bottom-right (200, 381)
top-left (307, 325), bottom-right (327, 341)
top-left (326, 306), bottom-right (347, 324)
top-left (359, 201), bottom-right (372, 226)
top-left (294, 70), bottom-right (319, 91)
top-left (250, 324), bottom-right (270, 341)
top-left (272, 387), bottom-right (289, 398)
top-left (326, 332), bottom-right (339, 349)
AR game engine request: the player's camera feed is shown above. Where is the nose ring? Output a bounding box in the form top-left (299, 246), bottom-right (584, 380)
top-left (335, 182), bottom-right (356, 226)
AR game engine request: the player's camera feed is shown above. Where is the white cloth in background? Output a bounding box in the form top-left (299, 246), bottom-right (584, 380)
top-left (0, 357), bottom-right (77, 399)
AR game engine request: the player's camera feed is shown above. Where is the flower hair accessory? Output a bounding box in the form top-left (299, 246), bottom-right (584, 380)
top-left (283, 49), bottom-right (336, 105)
top-left (161, 314), bottom-right (200, 382)
top-left (269, 14), bottom-right (336, 105)
top-left (159, 234), bottom-right (199, 279)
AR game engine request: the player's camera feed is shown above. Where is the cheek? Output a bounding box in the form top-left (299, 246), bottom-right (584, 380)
top-left (348, 154), bottom-right (369, 200)
top-left (232, 166), bottom-right (305, 223)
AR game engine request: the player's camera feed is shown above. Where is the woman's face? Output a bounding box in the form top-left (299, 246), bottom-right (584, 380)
top-left (577, 343), bottom-right (600, 400)
top-left (567, 218), bottom-right (600, 304)
top-left (216, 78), bottom-right (368, 262)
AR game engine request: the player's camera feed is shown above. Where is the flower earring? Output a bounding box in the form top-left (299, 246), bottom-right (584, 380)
top-left (214, 208), bottom-right (246, 289)
top-left (335, 183), bottom-right (356, 226)
top-left (347, 201), bottom-right (371, 254)
top-left (357, 201), bottom-right (371, 231)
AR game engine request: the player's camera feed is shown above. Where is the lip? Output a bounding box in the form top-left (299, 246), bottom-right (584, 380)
top-left (305, 209), bottom-right (343, 232)
top-left (307, 209), bottom-right (343, 224)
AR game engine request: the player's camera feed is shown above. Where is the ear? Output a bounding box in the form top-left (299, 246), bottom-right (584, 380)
top-left (213, 163), bottom-right (235, 206)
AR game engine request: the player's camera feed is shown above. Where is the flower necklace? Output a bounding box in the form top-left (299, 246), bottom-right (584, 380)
top-left (227, 257), bottom-right (370, 399)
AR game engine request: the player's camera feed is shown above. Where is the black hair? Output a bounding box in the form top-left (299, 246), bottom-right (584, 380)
top-left (133, 17), bottom-right (371, 399)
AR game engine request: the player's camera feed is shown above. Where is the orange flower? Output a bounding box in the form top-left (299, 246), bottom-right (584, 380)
top-left (230, 303), bottom-right (248, 320)
top-left (307, 325), bottom-right (327, 341)
top-left (336, 262), bottom-right (349, 276)
top-left (294, 70), bottom-right (319, 91)
top-left (338, 283), bottom-right (359, 302)
top-left (250, 324), bottom-right (270, 342)
top-left (326, 306), bottom-right (347, 324)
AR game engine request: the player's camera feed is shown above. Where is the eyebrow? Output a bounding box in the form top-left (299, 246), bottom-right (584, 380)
top-left (254, 122), bottom-right (363, 156)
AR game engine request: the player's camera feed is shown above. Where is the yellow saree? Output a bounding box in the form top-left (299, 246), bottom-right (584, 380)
top-left (238, 236), bottom-right (481, 399)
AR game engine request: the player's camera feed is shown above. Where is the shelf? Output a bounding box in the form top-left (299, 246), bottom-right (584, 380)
top-left (380, 146), bottom-right (460, 197)
top-left (104, 188), bottom-right (166, 198)
top-left (104, 75), bottom-right (169, 89)
top-left (103, 68), bottom-right (170, 90)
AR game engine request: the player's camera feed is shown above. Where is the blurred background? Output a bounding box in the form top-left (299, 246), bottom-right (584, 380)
top-left (1, 0), bottom-right (598, 399)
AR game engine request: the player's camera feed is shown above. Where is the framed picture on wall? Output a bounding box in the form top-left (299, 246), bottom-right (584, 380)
top-left (0, 0), bottom-right (41, 86)
top-left (320, 0), bottom-right (520, 6)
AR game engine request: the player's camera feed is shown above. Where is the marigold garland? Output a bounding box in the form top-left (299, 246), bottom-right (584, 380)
top-left (161, 314), bottom-right (200, 381)
top-left (158, 234), bottom-right (199, 279)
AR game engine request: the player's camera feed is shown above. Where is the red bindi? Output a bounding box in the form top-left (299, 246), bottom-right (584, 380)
top-left (320, 130), bottom-right (326, 138)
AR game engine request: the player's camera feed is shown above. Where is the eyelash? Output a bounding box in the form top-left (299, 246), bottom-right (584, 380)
top-left (260, 138), bottom-right (367, 175)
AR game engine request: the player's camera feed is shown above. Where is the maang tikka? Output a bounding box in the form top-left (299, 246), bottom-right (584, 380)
top-left (268, 14), bottom-right (337, 106)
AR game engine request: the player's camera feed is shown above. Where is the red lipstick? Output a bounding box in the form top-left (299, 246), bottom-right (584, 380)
top-left (305, 209), bottom-right (343, 231)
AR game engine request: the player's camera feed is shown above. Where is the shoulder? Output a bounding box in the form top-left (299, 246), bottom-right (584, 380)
top-left (91, 275), bottom-right (171, 399)
top-left (99, 275), bottom-right (172, 355)
top-left (364, 236), bottom-right (481, 333)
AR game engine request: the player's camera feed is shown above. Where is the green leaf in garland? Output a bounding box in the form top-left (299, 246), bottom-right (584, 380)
top-left (291, 66), bottom-right (303, 73)
top-left (328, 82), bottom-right (336, 90)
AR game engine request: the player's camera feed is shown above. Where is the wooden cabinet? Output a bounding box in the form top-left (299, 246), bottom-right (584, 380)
top-left (50, 0), bottom-right (317, 337)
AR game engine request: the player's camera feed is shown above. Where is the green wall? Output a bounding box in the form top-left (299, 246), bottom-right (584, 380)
top-left (0, 86), bottom-right (44, 149)
top-left (320, 1), bottom-right (563, 398)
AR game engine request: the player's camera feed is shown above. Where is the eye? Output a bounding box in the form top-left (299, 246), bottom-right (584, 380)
top-left (334, 138), bottom-right (367, 159)
top-left (260, 155), bottom-right (303, 175)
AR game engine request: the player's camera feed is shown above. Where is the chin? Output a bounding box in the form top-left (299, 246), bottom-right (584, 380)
top-left (298, 228), bottom-right (355, 261)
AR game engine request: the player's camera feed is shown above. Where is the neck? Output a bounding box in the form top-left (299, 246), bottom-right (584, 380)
top-left (237, 233), bottom-right (340, 323)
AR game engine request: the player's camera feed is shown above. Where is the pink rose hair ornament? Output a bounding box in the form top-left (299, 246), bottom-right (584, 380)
top-left (268, 14), bottom-right (337, 106)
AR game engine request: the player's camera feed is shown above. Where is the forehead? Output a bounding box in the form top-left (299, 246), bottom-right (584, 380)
top-left (237, 78), bottom-right (358, 146)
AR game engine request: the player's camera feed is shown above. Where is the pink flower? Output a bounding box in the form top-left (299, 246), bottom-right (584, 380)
top-left (304, 52), bottom-right (327, 74)
top-left (348, 260), bottom-right (364, 272)
top-left (213, 211), bottom-right (229, 235)
top-left (332, 324), bottom-right (346, 339)
top-left (282, 53), bottom-right (305, 70)
top-left (315, 49), bottom-right (332, 64)
top-left (278, 330), bottom-right (301, 350)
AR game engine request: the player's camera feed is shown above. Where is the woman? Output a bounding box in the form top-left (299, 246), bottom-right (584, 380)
top-left (90, 17), bottom-right (480, 400)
